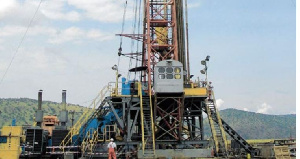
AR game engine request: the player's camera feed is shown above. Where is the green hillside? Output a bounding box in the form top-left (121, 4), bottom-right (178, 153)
top-left (0, 98), bottom-right (296, 140)
top-left (0, 98), bottom-right (88, 128)
top-left (203, 108), bottom-right (296, 139)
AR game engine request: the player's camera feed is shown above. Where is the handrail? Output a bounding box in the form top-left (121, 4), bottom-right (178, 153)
top-left (108, 81), bottom-right (143, 97)
top-left (139, 82), bottom-right (156, 155)
top-left (205, 98), bottom-right (219, 153)
top-left (138, 82), bottom-right (145, 152)
top-left (81, 128), bottom-right (99, 155)
top-left (81, 129), bottom-right (92, 153)
top-left (60, 85), bottom-right (109, 152)
top-left (212, 90), bottom-right (228, 152)
top-left (149, 85), bottom-right (156, 154)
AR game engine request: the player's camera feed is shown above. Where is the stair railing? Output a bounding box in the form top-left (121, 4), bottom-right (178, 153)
top-left (60, 85), bottom-right (109, 152)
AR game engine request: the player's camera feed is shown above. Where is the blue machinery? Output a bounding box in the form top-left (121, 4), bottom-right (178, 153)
top-left (73, 109), bottom-right (122, 145)
top-left (56, 74), bottom-right (255, 159)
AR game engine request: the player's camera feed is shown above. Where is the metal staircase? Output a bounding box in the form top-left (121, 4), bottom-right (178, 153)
top-left (139, 83), bottom-right (155, 158)
top-left (205, 90), bottom-right (256, 157)
top-left (78, 98), bottom-right (110, 141)
top-left (205, 97), bottom-right (228, 157)
top-left (60, 98), bottom-right (110, 154)
top-left (60, 85), bottom-right (109, 151)
top-left (81, 128), bottom-right (99, 157)
top-left (221, 119), bottom-right (255, 155)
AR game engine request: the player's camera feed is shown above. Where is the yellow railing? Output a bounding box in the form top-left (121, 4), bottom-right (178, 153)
top-left (81, 128), bottom-right (99, 155)
top-left (212, 90), bottom-right (228, 152)
top-left (206, 99), bottom-right (219, 153)
top-left (139, 82), bottom-right (155, 155)
top-left (149, 85), bottom-right (156, 154)
top-left (108, 82), bottom-right (123, 96)
top-left (139, 82), bottom-right (145, 152)
top-left (108, 81), bottom-right (140, 97)
top-left (81, 129), bottom-right (92, 153)
top-left (60, 85), bottom-right (109, 152)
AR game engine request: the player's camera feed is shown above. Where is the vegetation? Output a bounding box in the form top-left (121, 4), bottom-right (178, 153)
top-left (203, 108), bottom-right (296, 139)
top-left (0, 98), bottom-right (88, 128)
top-left (0, 98), bottom-right (295, 139)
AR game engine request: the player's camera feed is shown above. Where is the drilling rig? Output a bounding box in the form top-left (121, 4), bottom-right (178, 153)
top-left (56, 0), bottom-right (256, 158)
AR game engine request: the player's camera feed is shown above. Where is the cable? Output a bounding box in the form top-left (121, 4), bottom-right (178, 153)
top-left (0, 0), bottom-right (43, 86)
top-left (134, 0), bottom-right (142, 81)
top-left (127, 0), bottom-right (139, 80)
top-left (119, 0), bottom-right (128, 48)
top-left (117, 0), bottom-right (128, 77)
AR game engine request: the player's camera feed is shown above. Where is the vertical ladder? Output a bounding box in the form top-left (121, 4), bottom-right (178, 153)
top-left (206, 98), bottom-right (228, 157)
top-left (139, 83), bottom-right (155, 158)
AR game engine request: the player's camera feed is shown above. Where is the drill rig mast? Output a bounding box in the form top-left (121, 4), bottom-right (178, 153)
top-left (58, 0), bottom-right (255, 158)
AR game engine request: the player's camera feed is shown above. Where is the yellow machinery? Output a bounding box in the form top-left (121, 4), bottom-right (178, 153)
top-left (0, 126), bottom-right (24, 159)
top-left (42, 115), bottom-right (60, 136)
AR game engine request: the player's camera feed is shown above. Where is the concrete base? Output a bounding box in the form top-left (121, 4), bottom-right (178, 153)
top-left (138, 149), bottom-right (213, 158)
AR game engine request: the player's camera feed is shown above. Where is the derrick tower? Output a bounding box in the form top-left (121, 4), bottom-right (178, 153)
top-left (142, 0), bottom-right (186, 143)
top-left (59, 0), bottom-right (256, 158)
top-left (142, 0), bottom-right (187, 88)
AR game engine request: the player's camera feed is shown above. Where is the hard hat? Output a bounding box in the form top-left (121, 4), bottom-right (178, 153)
top-left (110, 138), bottom-right (114, 141)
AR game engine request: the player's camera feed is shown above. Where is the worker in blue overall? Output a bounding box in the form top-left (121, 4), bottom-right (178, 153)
top-left (107, 138), bottom-right (117, 159)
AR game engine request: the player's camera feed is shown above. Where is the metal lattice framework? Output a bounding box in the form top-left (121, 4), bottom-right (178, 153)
top-left (143, 0), bottom-right (178, 89)
top-left (154, 95), bottom-right (184, 141)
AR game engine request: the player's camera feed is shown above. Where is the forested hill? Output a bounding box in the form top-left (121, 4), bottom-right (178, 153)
top-left (0, 98), bottom-right (88, 128)
top-left (0, 98), bottom-right (296, 139)
top-left (203, 108), bottom-right (296, 139)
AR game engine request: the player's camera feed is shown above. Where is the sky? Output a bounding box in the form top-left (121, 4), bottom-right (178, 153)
top-left (0, 0), bottom-right (296, 115)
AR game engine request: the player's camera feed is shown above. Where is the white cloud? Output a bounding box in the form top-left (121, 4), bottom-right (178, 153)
top-left (256, 102), bottom-right (272, 114)
top-left (48, 27), bottom-right (114, 44)
top-left (41, 9), bottom-right (81, 22)
top-left (0, 0), bottom-right (134, 23)
top-left (0, 0), bottom-right (17, 15)
top-left (0, 46), bottom-right (67, 73)
top-left (0, 0), bottom-right (81, 23)
top-left (216, 98), bottom-right (224, 109)
top-left (67, 0), bottom-right (129, 23)
top-left (86, 29), bottom-right (114, 41)
top-left (0, 25), bottom-right (56, 37)
top-left (243, 108), bottom-right (249, 111)
top-left (0, 25), bottom-right (113, 44)
top-left (40, 0), bottom-right (81, 21)
top-left (188, 2), bottom-right (201, 9)
top-left (48, 27), bottom-right (84, 44)
top-left (0, 0), bottom-right (44, 25)
top-left (25, 48), bottom-right (67, 70)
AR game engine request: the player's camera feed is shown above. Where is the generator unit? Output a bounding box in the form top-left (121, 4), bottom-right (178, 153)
top-left (25, 128), bottom-right (47, 154)
top-left (154, 60), bottom-right (184, 93)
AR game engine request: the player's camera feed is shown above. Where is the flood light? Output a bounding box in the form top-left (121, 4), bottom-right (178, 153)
top-left (206, 55), bottom-right (210, 61)
top-left (112, 65), bottom-right (118, 70)
top-left (200, 69), bottom-right (206, 74)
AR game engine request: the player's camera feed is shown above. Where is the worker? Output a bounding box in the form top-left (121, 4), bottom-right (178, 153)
top-left (107, 138), bottom-right (117, 159)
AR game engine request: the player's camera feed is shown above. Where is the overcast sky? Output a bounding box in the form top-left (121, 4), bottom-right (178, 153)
top-left (0, 0), bottom-right (296, 115)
